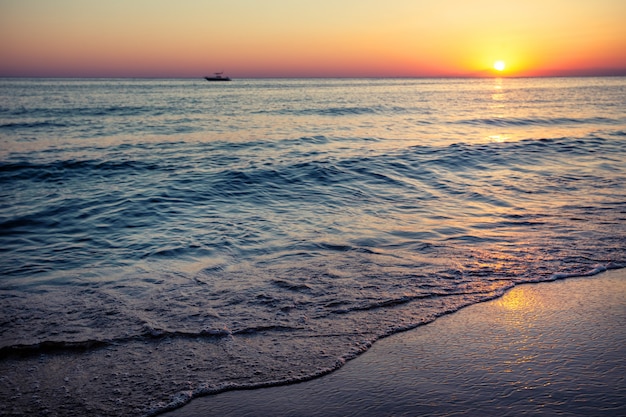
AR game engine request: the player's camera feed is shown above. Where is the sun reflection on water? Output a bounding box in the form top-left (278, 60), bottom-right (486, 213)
top-left (498, 286), bottom-right (536, 311)
top-left (487, 134), bottom-right (511, 142)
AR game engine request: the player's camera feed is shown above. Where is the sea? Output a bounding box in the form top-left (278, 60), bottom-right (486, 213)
top-left (1, 77), bottom-right (625, 416)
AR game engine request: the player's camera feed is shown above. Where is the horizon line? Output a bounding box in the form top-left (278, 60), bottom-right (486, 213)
top-left (2, 73), bottom-right (626, 80)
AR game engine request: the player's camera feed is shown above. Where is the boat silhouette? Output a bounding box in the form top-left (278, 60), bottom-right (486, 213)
top-left (204, 72), bottom-right (231, 81)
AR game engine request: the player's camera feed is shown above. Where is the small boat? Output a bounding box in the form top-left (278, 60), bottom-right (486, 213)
top-left (204, 72), bottom-right (231, 81)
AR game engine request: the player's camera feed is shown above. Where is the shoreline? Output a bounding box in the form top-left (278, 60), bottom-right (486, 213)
top-left (162, 268), bottom-right (626, 416)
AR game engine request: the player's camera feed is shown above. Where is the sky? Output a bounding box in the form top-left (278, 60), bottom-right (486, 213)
top-left (1, 0), bottom-right (625, 78)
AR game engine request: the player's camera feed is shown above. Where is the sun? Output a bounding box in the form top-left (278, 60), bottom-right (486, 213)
top-left (493, 60), bottom-right (506, 72)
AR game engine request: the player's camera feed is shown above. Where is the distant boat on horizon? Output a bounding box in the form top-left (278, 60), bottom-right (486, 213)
top-left (204, 72), bottom-right (231, 81)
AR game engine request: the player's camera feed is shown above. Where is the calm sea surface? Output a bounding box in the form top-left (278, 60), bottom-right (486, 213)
top-left (1, 77), bottom-right (625, 415)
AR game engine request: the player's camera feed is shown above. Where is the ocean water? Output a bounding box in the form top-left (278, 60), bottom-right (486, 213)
top-left (1, 77), bottom-right (625, 416)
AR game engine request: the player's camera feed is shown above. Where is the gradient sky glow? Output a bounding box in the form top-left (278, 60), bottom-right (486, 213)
top-left (1, 0), bottom-right (625, 78)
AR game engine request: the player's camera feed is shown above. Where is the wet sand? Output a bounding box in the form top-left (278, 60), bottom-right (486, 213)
top-left (162, 268), bottom-right (626, 417)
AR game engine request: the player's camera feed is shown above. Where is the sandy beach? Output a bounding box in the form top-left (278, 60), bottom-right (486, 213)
top-left (163, 269), bottom-right (626, 417)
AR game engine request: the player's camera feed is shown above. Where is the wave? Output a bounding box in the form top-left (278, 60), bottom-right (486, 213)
top-left (0, 327), bottom-right (233, 359)
top-left (3, 260), bottom-right (622, 359)
top-left (253, 105), bottom-right (410, 117)
top-left (0, 158), bottom-right (162, 182)
top-left (0, 134), bottom-right (598, 180)
top-left (0, 104), bottom-right (165, 119)
top-left (456, 116), bottom-right (622, 127)
top-left (0, 120), bottom-right (72, 130)
top-left (1, 135), bottom-right (623, 278)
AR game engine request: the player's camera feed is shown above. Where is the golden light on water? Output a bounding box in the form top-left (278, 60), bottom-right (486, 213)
top-left (499, 287), bottom-right (533, 311)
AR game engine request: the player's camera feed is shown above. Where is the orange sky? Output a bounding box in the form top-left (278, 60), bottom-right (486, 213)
top-left (1, 0), bottom-right (625, 78)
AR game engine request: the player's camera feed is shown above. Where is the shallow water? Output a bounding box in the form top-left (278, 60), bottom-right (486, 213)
top-left (1, 77), bottom-right (625, 416)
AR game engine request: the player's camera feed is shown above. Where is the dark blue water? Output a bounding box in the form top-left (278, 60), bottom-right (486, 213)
top-left (1, 77), bottom-right (625, 416)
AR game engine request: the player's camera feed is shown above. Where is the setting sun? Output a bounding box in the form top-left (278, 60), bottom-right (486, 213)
top-left (494, 61), bottom-right (506, 72)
